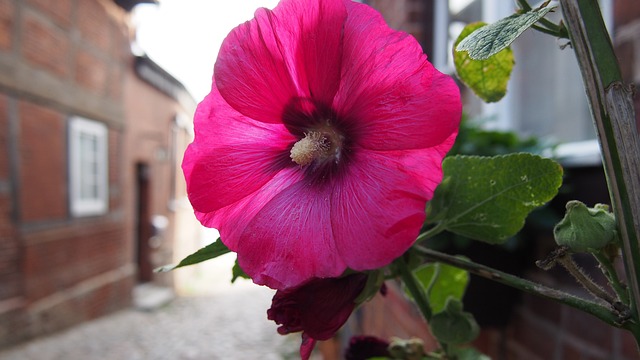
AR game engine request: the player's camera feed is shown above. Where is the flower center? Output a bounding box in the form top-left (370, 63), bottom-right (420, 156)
top-left (289, 125), bottom-right (344, 167)
top-left (290, 131), bottom-right (328, 166)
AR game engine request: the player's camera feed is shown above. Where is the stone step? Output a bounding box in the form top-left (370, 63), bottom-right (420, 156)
top-left (132, 283), bottom-right (175, 311)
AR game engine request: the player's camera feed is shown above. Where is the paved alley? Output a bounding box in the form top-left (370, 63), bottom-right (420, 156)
top-left (0, 255), bottom-right (300, 360)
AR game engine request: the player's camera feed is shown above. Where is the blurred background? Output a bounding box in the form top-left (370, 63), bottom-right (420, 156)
top-left (0, 0), bottom-right (638, 359)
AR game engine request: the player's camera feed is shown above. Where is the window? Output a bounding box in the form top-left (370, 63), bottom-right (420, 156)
top-left (69, 116), bottom-right (108, 217)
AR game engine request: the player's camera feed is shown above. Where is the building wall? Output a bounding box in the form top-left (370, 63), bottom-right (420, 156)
top-left (122, 58), bottom-right (197, 288)
top-left (614, 0), bottom-right (640, 130)
top-left (0, 0), bottom-right (132, 347)
top-left (0, 0), bottom-right (196, 348)
top-left (366, 0), bottom-right (428, 46)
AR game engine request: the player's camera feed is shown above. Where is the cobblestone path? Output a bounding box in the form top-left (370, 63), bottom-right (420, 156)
top-left (0, 256), bottom-right (300, 360)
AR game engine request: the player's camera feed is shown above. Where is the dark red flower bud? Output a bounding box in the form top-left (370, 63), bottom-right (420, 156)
top-left (345, 335), bottom-right (391, 360)
top-left (267, 273), bottom-right (368, 341)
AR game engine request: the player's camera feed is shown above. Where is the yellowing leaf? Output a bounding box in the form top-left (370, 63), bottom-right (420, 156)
top-left (453, 22), bottom-right (514, 103)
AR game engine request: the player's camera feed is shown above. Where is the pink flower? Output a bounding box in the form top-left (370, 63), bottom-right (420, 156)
top-left (183, 0), bottom-right (461, 290)
top-left (267, 274), bottom-right (369, 359)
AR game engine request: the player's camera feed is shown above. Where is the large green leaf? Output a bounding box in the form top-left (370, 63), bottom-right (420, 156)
top-left (456, 4), bottom-right (554, 60)
top-left (453, 22), bottom-right (514, 103)
top-left (414, 263), bottom-right (469, 314)
top-left (427, 154), bottom-right (563, 244)
top-left (155, 238), bottom-right (231, 272)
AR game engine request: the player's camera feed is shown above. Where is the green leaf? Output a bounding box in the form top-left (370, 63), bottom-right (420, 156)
top-left (427, 154), bottom-right (563, 244)
top-left (231, 259), bottom-right (250, 283)
top-left (453, 22), bottom-right (514, 103)
top-left (429, 299), bottom-right (480, 345)
top-left (154, 238), bottom-right (231, 272)
top-left (414, 263), bottom-right (469, 314)
top-left (456, 4), bottom-right (554, 60)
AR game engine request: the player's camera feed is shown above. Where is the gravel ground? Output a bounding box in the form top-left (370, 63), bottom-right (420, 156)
top-left (0, 255), bottom-right (301, 360)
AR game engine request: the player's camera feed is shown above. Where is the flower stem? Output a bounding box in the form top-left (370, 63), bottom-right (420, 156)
top-left (396, 258), bottom-right (432, 322)
top-left (593, 249), bottom-right (630, 305)
top-left (537, 246), bottom-right (618, 305)
top-left (416, 222), bottom-right (447, 244)
top-left (556, 253), bottom-right (617, 305)
top-left (516, 0), bottom-right (569, 38)
top-left (396, 258), bottom-right (458, 356)
top-left (413, 246), bottom-right (628, 329)
top-left (559, 0), bottom-right (640, 326)
top-left (531, 23), bottom-right (563, 37)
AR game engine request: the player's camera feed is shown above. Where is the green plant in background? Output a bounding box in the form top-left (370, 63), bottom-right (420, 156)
top-left (449, 115), bottom-right (546, 157)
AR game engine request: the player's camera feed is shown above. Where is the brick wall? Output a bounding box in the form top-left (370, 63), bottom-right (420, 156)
top-left (0, 0), bottom-right (15, 51)
top-left (614, 0), bottom-right (640, 30)
top-left (18, 101), bottom-right (67, 222)
top-left (0, 0), bottom-right (198, 347)
top-left (365, 0), bottom-right (430, 49)
top-left (471, 273), bottom-right (639, 360)
top-left (613, 0), bottom-right (640, 130)
top-left (122, 64), bottom-right (197, 288)
top-left (0, 0), bottom-right (135, 348)
top-left (0, 90), bottom-right (22, 346)
top-left (21, 11), bottom-right (71, 78)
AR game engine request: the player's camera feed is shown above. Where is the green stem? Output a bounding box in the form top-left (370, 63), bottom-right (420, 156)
top-left (593, 250), bottom-right (630, 305)
top-left (396, 259), bottom-right (457, 356)
top-left (413, 246), bottom-right (627, 329)
top-left (416, 222), bottom-right (447, 244)
top-left (531, 23), bottom-right (563, 37)
top-left (516, 0), bottom-right (568, 37)
top-left (426, 264), bottom-right (441, 296)
top-left (397, 258), bottom-right (432, 321)
top-left (555, 253), bottom-right (617, 305)
top-left (559, 0), bottom-right (640, 326)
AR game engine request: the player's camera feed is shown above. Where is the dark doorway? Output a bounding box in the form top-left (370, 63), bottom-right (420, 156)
top-left (135, 163), bottom-right (153, 283)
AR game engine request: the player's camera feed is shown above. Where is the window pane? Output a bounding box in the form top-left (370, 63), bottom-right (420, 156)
top-left (69, 116), bottom-right (108, 217)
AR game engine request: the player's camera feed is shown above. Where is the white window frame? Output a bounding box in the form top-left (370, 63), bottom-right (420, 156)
top-left (69, 116), bottom-right (108, 217)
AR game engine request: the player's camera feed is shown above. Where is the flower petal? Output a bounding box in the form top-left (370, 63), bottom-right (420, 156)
top-left (195, 167), bottom-right (303, 252)
top-left (333, 1), bottom-right (461, 151)
top-left (274, 0), bottom-right (347, 107)
top-left (331, 136), bottom-right (456, 270)
top-left (214, 0), bottom-right (347, 123)
top-left (235, 180), bottom-right (347, 290)
top-left (182, 87), bottom-right (295, 213)
top-left (300, 334), bottom-right (316, 360)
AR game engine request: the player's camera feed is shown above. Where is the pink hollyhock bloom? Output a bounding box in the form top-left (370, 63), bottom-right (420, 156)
top-left (183, 0), bottom-right (461, 290)
top-left (267, 274), bottom-right (369, 359)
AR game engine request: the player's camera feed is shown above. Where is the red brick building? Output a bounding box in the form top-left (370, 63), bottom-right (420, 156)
top-left (0, 0), bottom-right (197, 347)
